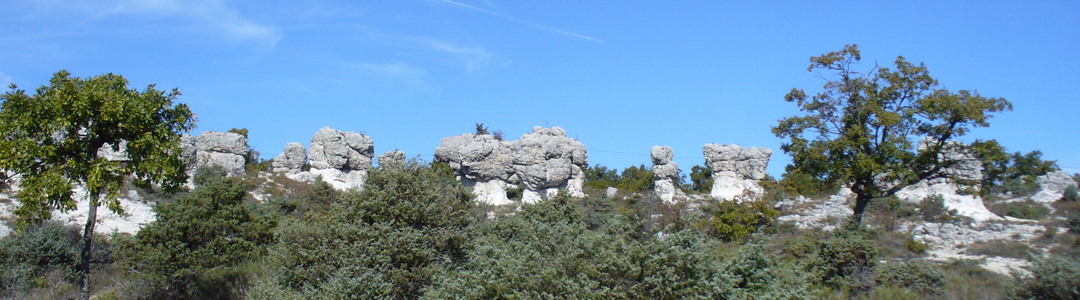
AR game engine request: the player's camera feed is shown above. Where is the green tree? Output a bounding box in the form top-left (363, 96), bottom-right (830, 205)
top-left (0, 71), bottom-right (195, 300)
top-left (772, 45), bottom-right (1011, 224)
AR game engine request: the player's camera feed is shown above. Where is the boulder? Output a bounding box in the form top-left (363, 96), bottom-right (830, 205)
top-left (435, 126), bottom-right (588, 205)
top-left (308, 127), bottom-right (374, 171)
top-left (378, 150), bottom-right (407, 169)
top-left (703, 143), bottom-right (771, 201)
top-left (1031, 170), bottom-right (1078, 203)
top-left (272, 142), bottom-right (307, 173)
top-left (181, 131), bottom-right (249, 177)
top-left (895, 141), bottom-right (1001, 222)
top-left (651, 146), bottom-right (680, 204)
top-left (297, 127), bottom-right (374, 190)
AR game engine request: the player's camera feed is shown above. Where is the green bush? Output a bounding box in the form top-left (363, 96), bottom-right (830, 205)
top-left (807, 230), bottom-right (880, 295)
top-left (119, 167), bottom-right (277, 299)
top-left (904, 238), bottom-right (928, 255)
top-left (877, 261), bottom-right (946, 296)
top-left (989, 199), bottom-right (1049, 220)
top-left (1067, 213), bottom-right (1080, 234)
top-left (250, 161), bottom-right (477, 299)
top-left (703, 200), bottom-right (780, 242)
top-left (1007, 256), bottom-right (1080, 299)
top-left (1062, 185), bottom-right (1079, 202)
top-left (0, 221), bottom-right (82, 295)
top-left (917, 194), bottom-right (959, 223)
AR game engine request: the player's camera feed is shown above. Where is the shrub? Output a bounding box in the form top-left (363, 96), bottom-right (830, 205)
top-left (877, 261), bottom-right (946, 296)
top-left (0, 221), bottom-right (82, 296)
top-left (917, 194), bottom-right (958, 223)
top-left (904, 238), bottom-right (928, 255)
top-left (703, 200), bottom-right (780, 242)
top-left (1007, 256), bottom-right (1080, 299)
top-left (1062, 185), bottom-right (1079, 202)
top-left (119, 167), bottom-right (277, 299)
top-left (807, 230), bottom-right (880, 295)
top-left (963, 240), bottom-right (1033, 259)
top-left (250, 161), bottom-right (477, 299)
top-left (1067, 213), bottom-right (1080, 234)
top-left (989, 199), bottom-right (1049, 220)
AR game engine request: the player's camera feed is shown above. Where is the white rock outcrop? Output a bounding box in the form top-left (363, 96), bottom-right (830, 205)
top-left (703, 143), bottom-right (771, 201)
top-left (895, 143), bottom-right (1001, 222)
top-left (271, 142), bottom-right (307, 173)
top-left (181, 131), bottom-right (249, 177)
top-left (435, 126), bottom-right (588, 205)
top-left (303, 127), bottom-right (374, 190)
top-left (1031, 170), bottom-right (1077, 203)
top-left (378, 150), bottom-right (407, 169)
top-left (651, 146), bottom-right (680, 204)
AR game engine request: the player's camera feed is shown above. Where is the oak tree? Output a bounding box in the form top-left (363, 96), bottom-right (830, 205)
top-left (0, 70), bottom-right (195, 299)
top-left (772, 45), bottom-right (1011, 224)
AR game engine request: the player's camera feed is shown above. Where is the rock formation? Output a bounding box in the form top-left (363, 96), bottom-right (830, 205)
top-left (651, 146), bottom-right (680, 204)
top-left (378, 150), bottom-right (407, 169)
top-left (435, 126), bottom-right (588, 205)
top-left (181, 131), bottom-right (249, 177)
top-left (271, 142), bottom-right (307, 173)
top-left (703, 143), bottom-right (771, 201)
top-left (1031, 170), bottom-right (1078, 203)
top-left (895, 142), bottom-right (1001, 222)
top-left (305, 127), bottom-right (374, 190)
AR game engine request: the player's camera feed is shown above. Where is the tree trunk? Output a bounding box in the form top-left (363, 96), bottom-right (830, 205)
top-left (851, 192), bottom-right (871, 224)
top-left (79, 197), bottom-right (98, 300)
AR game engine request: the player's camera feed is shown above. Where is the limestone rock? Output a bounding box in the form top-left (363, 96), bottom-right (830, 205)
top-left (196, 131), bottom-right (249, 155)
top-left (96, 141), bottom-right (129, 161)
top-left (606, 187), bottom-right (618, 198)
top-left (272, 142), bottom-right (307, 173)
top-left (295, 127), bottom-right (375, 190)
top-left (651, 146), bottom-right (680, 204)
top-left (895, 142), bottom-right (1001, 222)
top-left (435, 126), bottom-right (588, 205)
top-left (181, 131), bottom-right (249, 177)
top-left (1031, 170), bottom-right (1078, 203)
top-left (378, 150), bottom-right (407, 169)
top-left (308, 127), bottom-right (374, 171)
top-left (703, 143), bottom-right (771, 201)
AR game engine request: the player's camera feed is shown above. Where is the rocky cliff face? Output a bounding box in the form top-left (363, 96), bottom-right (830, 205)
top-left (435, 126), bottom-right (588, 205)
top-left (703, 143), bottom-right (771, 201)
top-left (651, 146), bottom-right (681, 204)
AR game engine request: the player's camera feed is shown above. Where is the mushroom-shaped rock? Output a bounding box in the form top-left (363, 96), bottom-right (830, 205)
top-left (651, 146), bottom-right (680, 204)
top-left (703, 143), bottom-right (771, 201)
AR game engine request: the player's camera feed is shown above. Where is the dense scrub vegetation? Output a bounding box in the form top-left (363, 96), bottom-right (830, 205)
top-left (2, 161), bottom-right (1079, 299)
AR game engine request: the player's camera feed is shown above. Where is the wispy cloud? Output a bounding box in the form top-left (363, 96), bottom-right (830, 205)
top-left (357, 62), bottom-right (429, 87)
top-left (433, 0), bottom-right (603, 43)
top-left (115, 0), bottom-right (282, 48)
top-left (362, 29), bottom-right (496, 71)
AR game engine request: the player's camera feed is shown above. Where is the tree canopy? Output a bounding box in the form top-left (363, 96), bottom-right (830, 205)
top-left (772, 45), bottom-right (1012, 223)
top-left (0, 70), bottom-right (195, 299)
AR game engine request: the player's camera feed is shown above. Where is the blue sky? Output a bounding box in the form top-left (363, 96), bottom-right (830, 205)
top-left (2, 0), bottom-right (1078, 177)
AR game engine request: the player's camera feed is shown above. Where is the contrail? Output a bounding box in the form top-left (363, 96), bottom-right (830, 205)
top-left (435, 0), bottom-right (603, 43)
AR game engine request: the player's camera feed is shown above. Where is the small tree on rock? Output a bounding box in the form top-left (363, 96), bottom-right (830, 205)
top-left (772, 45), bottom-right (1011, 224)
top-left (0, 70), bottom-right (195, 300)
